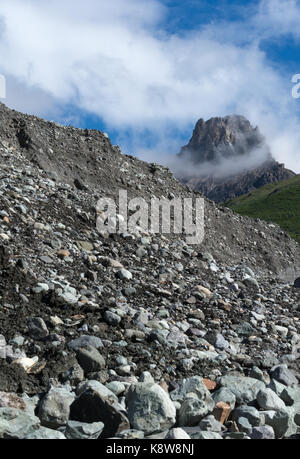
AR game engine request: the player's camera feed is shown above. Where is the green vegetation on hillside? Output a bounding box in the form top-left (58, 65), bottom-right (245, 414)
top-left (225, 175), bottom-right (300, 243)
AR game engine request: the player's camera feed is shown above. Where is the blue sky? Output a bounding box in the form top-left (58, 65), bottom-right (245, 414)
top-left (1, 0), bottom-right (300, 171)
top-left (163, 0), bottom-right (258, 32)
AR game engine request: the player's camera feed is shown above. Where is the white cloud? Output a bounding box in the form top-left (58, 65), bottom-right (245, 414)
top-left (0, 0), bottom-right (300, 171)
top-left (255, 0), bottom-right (300, 39)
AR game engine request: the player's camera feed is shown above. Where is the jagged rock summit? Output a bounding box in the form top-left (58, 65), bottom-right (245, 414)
top-left (177, 115), bottom-right (295, 202)
top-left (179, 115), bottom-right (269, 164)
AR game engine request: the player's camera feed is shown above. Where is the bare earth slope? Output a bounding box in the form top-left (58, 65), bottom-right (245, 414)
top-left (0, 103), bottom-right (298, 280)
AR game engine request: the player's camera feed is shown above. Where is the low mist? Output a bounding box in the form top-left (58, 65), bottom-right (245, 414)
top-left (168, 145), bottom-right (273, 181)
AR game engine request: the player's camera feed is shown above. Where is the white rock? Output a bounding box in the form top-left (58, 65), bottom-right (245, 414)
top-left (195, 285), bottom-right (212, 298)
top-left (166, 428), bottom-right (191, 439)
top-left (12, 357), bottom-right (39, 372)
top-left (274, 325), bottom-right (288, 338)
top-left (117, 269), bottom-right (133, 280)
top-left (32, 283), bottom-right (49, 294)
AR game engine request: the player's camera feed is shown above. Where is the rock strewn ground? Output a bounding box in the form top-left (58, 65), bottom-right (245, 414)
top-left (0, 103), bottom-right (299, 439)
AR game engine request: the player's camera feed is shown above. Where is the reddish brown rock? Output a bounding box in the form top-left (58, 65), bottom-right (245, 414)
top-left (213, 402), bottom-right (231, 424)
top-left (0, 392), bottom-right (26, 410)
top-left (203, 378), bottom-right (217, 391)
top-left (218, 300), bottom-right (232, 312)
top-left (159, 381), bottom-right (169, 393)
top-left (57, 249), bottom-right (70, 258)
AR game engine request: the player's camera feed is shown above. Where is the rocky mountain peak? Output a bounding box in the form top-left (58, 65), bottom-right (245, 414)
top-left (179, 114), bottom-right (272, 165)
top-left (176, 115), bottom-right (295, 202)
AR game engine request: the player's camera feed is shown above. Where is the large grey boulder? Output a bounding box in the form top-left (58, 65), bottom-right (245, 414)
top-left (64, 420), bottom-right (104, 439)
top-left (169, 376), bottom-right (215, 427)
top-left (38, 386), bottom-right (75, 429)
top-left (0, 407), bottom-right (40, 439)
top-left (170, 376), bottom-right (214, 405)
top-left (212, 387), bottom-right (236, 410)
top-left (76, 380), bottom-right (118, 402)
top-left (67, 335), bottom-right (103, 351)
top-left (25, 427), bottom-right (66, 439)
top-left (257, 388), bottom-right (286, 411)
top-left (280, 386), bottom-right (300, 407)
top-left (199, 415), bottom-right (223, 432)
top-left (126, 383), bottom-right (176, 435)
top-left (232, 405), bottom-right (262, 427)
top-left (268, 379), bottom-right (287, 397)
top-left (76, 345), bottom-right (106, 373)
top-left (234, 416), bottom-right (252, 434)
top-left (70, 389), bottom-right (129, 438)
top-left (270, 365), bottom-right (298, 387)
top-left (178, 393), bottom-right (214, 427)
top-left (263, 408), bottom-right (298, 438)
top-left (219, 374), bottom-right (265, 404)
top-left (250, 426), bottom-right (275, 440)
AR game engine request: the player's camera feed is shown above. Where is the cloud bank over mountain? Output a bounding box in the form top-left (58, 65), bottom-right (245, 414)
top-left (0, 0), bottom-right (300, 171)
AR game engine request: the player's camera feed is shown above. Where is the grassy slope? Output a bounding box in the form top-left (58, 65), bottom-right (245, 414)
top-left (225, 175), bottom-right (300, 243)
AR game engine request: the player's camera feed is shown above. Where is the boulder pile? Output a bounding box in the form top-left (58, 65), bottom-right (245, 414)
top-left (0, 103), bottom-right (299, 439)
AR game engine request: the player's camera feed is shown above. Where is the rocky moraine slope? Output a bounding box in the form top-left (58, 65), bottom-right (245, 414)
top-left (0, 103), bottom-right (300, 439)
